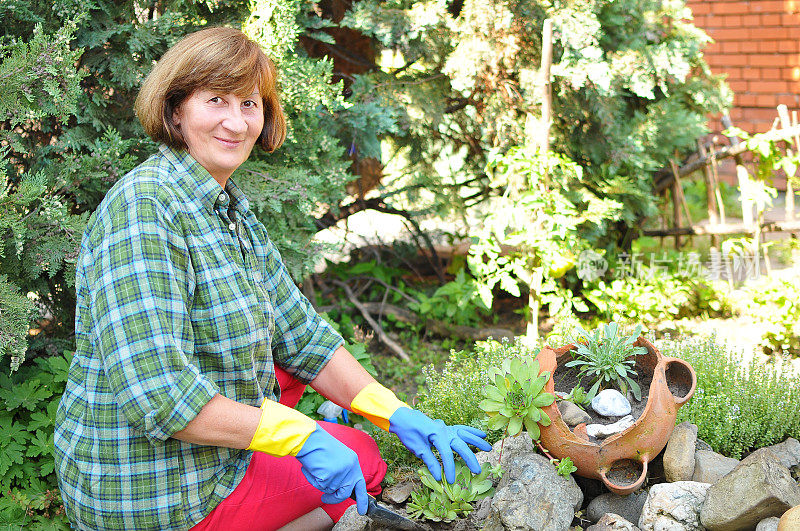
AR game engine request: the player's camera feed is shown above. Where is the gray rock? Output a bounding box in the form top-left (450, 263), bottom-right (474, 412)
top-left (586, 415), bottom-right (635, 439)
top-left (476, 434), bottom-right (535, 470)
top-left (700, 450), bottom-right (800, 530)
top-left (638, 481), bottom-right (710, 531)
top-left (664, 422), bottom-right (698, 482)
top-left (483, 451), bottom-right (583, 530)
top-left (473, 496), bottom-right (493, 521)
top-left (691, 450), bottom-right (739, 484)
top-left (558, 400), bottom-right (592, 427)
top-left (756, 517), bottom-right (780, 531)
top-left (757, 438), bottom-right (800, 470)
top-left (587, 513), bottom-right (641, 531)
top-left (332, 504), bottom-right (370, 531)
top-left (587, 490), bottom-right (648, 524)
top-left (696, 438), bottom-right (713, 452)
top-left (592, 389), bottom-right (632, 417)
top-left (382, 481), bottom-right (415, 505)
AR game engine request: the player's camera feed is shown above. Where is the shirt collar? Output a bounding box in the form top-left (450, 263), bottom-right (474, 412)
top-left (158, 145), bottom-right (250, 216)
top-left (224, 178), bottom-right (251, 217)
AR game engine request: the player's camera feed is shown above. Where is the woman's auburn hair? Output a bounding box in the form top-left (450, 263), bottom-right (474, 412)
top-left (135, 27), bottom-right (286, 153)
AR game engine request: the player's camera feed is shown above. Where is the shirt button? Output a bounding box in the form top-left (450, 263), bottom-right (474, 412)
top-left (219, 193), bottom-right (228, 202)
top-left (228, 222), bottom-right (236, 231)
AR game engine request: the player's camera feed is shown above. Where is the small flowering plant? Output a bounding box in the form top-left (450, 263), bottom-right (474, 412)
top-left (479, 356), bottom-right (555, 440)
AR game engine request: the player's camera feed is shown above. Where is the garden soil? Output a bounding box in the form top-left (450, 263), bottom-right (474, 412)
top-left (551, 363), bottom-right (652, 444)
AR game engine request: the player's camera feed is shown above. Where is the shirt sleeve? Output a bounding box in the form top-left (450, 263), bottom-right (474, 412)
top-left (262, 237), bottom-right (344, 383)
top-left (88, 190), bottom-right (219, 443)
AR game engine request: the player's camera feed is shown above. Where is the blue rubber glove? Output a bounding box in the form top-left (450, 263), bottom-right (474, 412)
top-left (388, 407), bottom-right (492, 484)
top-left (295, 425), bottom-right (369, 514)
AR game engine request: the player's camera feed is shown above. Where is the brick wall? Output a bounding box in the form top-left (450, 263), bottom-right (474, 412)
top-left (686, 0), bottom-right (800, 134)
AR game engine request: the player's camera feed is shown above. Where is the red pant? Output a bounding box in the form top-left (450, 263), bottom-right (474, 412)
top-left (190, 367), bottom-right (387, 530)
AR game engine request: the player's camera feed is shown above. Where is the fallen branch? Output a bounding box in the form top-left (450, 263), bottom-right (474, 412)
top-left (332, 280), bottom-right (410, 361)
top-left (360, 302), bottom-right (514, 342)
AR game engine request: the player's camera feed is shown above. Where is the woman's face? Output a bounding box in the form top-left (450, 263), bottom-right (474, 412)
top-left (173, 88), bottom-right (264, 185)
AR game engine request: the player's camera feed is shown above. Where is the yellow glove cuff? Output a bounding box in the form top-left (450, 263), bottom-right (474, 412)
top-left (247, 399), bottom-right (317, 456)
top-left (349, 382), bottom-right (409, 431)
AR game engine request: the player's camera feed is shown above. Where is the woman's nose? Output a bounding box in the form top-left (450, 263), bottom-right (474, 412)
top-left (222, 107), bottom-right (247, 134)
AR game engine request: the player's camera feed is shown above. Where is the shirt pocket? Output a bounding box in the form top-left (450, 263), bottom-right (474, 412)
top-left (190, 238), bottom-right (271, 377)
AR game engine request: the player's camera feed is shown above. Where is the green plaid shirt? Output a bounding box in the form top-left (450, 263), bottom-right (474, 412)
top-left (54, 145), bottom-right (343, 530)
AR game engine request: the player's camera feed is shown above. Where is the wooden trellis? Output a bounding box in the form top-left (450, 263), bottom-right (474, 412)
top-left (644, 105), bottom-right (800, 249)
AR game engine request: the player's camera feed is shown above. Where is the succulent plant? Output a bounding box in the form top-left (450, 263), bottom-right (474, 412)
top-left (479, 356), bottom-right (555, 440)
top-left (407, 461), bottom-right (499, 522)
top-left (552, 456), bottom-right (578, 477)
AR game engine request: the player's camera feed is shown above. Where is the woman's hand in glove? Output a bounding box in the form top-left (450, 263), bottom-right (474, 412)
top-left (388, 407), bottom-right (491, 483)
top-left (349, 382), bottom-right (492, 484)
top-left (295, 425), bottom-right (369, 514)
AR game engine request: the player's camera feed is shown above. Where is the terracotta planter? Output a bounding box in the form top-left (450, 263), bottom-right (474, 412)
top-left (537, 337), bottom-right (696, 495)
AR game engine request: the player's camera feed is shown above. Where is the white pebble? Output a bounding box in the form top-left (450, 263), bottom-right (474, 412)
top-left (591, 389), bottom-right (632, 417)
top-left (586, 415), bottom-right (635, 438)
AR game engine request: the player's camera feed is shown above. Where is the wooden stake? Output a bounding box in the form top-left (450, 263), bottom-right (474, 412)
top-left (722, 115), bottom-right (755, 228)
top-left (778, 105), bottom-right (795, 221)
top-left (698, 140), bottom-right (719, 247)
top-left (669, 159), bottom-right (694, 225)
top-left (709, 144), bottom-right (727, 223)
top-left (539, 18), bottom-right (553, 189)
top-left (670, 172), bottom-right (682, 249)
top-left (526, 18), bottom-right (553, 343)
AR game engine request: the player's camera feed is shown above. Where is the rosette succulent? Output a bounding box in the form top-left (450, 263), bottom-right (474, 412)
top-left (479, 356), bottom-right (555, 439)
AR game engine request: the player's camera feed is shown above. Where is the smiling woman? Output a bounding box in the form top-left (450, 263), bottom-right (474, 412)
top-left (172, 89), bottom-right (264, 185)
top-left (53, 26), bottom-right (490, 531)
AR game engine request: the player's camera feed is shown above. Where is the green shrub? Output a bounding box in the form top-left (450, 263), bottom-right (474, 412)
top-left (742, 276), bottom-right (800, 356)
top-left (664, 335), bottom-right (800, 459)
top-left (585, 267), bottom-right (731, 326)
top-left (416, 338), bottom-right (540, 434)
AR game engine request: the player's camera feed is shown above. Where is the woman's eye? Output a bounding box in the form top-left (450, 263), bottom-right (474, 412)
top-left (208, 96), bottom-right (222, 104)
top-left (242, 100), bottom-right (258, 109)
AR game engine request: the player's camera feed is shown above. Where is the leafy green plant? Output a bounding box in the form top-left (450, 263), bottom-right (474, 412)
top-left (0, 351), bottom-right (72, 529)
top-left (551, 456), bottom-right (577, 477)
top-left (407, 462), bottom-right (499, 522)
top-left (408, 269), bottom-right (491, 327)
top-left (563, 385), bottom-right (591, 409)
top-left (467, 148), bottom-right (602, 340)
top-left (566, 323), bottom-right (646, 401)
top-left (479, 356), bottom-right (555, 440)
top-left (665, 335), bottom-right (800, 459)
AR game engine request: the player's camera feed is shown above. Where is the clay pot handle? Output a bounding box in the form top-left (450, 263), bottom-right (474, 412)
top-left (662, 357), bottom-right (697, 406)
top-left (599, 458), bottom-right (648, 496)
